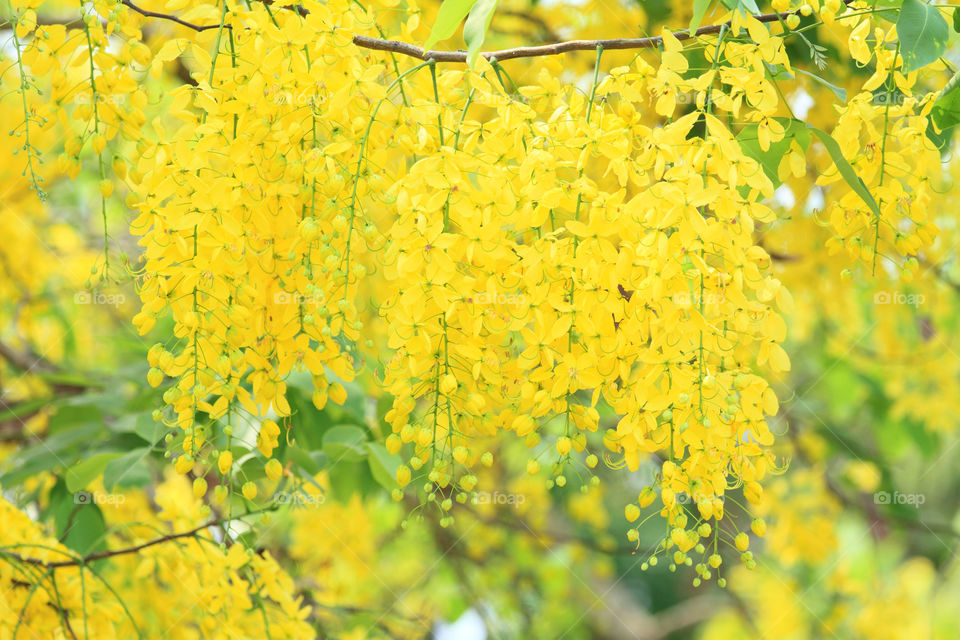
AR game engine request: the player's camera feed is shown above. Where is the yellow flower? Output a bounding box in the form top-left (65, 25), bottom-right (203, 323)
top-left (257, 420), bottom-right (281, 457)
top-left (265, 458), bottom-right (284, 482)
top-left (218, 451), bottom-right (233, 475)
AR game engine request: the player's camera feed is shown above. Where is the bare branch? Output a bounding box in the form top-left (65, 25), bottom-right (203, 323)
top-left (351, 3), bottom-right (842, 63)
top-left (121, 0), bottom-right (224, 31)
top-left (105, 0), bottom-right (853, 65)
top-left (0, 340), bottom-right (57, 373)
top-left (0, 507), bottom-right (274, 569)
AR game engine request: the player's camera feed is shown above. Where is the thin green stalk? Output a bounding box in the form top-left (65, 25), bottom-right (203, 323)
top-left (343, 62), bottom-right (431, 302)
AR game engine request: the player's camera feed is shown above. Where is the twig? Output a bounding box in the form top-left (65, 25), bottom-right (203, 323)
top-left (120, 0), bottom-right (224, 31)
top-left (60, 605), bottom-right (79, 640)
top-left (783, 409), bottom-right (959, 539)
top-left (108, 0), bottom-right (854, 64)
top-left (1, 522), bottom-right (213, 568)
top-left (352, 2), bottom-right (852, 63)
top-left (0, 508), bottom-right (272, 569)
top-left (0, 340), bottom-right (56, 373)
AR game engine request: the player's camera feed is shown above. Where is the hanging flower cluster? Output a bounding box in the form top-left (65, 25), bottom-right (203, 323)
top-left (4, 0), bottom-right (945, 582)
top-left (122, 2), bottom-right (801, 576)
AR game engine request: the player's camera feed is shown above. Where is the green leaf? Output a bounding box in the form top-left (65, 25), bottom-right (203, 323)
top-left (954, 6), bottom-right (960, 33)
top-left (286, 386), bottom-right (331, 450)
top-left (0, 397), bottom-right (48, 424)
top-left (690, 0), bottom-right (712, 33)
top-left (463, 0), bottom-right (498, 68)
top-left (65, 452), bottom-right (120, 493)
top-left (794, 68), bottom-right (847, 102)
top-left (133, 414), bottom-right (165, 445)
top-left (721, 0), bottom-right (759, 14)
top-left (47, 402), bottom-right (102, 433)
top-left (106, 414), bottom-right (137, 434)
top-left (925, 117), bottom-right (953, 153)
top-left (903, 418), bottom-right (940, 458)
top-left (0, 423), bottom-right (101, 487)
top-left (870, 0), bottom-right (906, 23)
top-left (736, 117), bottom-right (811, 186)
top-left (931, 69), bottom-right (960, 130)
top-left (327, 460), bottom-right (379, 502)
top-left (109, 412), bottom-right (165, 444)
top-left (929, 70), bottom-right (960, 150)
top-left (102, 447), bottom-right (152, 491)
top-left (61, 504), bottom-right (109, 555)
top-left (1, 450), bottom-right (63, 487)
top-left (897, 0), bottom-right (949, 73)
top-left (322, 425), bottom-right (368, 463)
top-left (424, 0), bottom-right (480, 51)
top-left (286, 446), bottom-right (328, 477)
top-left (366, 442), bottom-right (400, 489)
top-left (807, 124), bottom-right (882, 217)
top-left (48, 479), bottom-right (108, 556)
top-left (335, 378), bottom-right (369, 425)
top-left (821, 364), bottom-right (867, 422)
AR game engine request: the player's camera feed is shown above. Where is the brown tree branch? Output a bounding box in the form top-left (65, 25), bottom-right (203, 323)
top-left (351, 2), bottom-right (844, 63)
top-left (0, 508), bottom-right (274, 569)
top-left (106, 0), bottom-right (854, 64)
top-left (586, 581), bottom-right (723, 640)
top-left (120, 0), bottom-right (223, 31)
top-left (0, 340), bottom-right (57, 374)
top-left (1, 522), bottom-right (214, 568)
